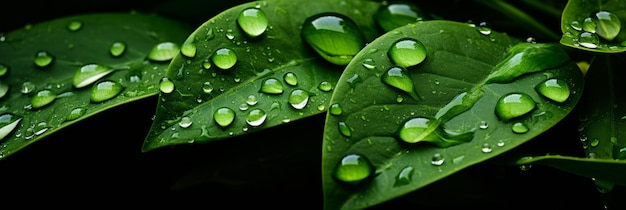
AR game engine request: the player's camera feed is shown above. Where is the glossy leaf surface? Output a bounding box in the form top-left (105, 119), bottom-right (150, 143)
top-left (322, 20), bottom-right (584, 209)
top-left (560, 0), bottom-right (626, 53)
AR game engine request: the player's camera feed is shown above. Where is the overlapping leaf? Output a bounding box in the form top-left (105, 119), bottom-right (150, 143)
top-left (322, 20), bottom-right (584, 209)
top-left (560, 0), bottom-right (626, 53)
top-left (0, 13), bottom-right (192, 159)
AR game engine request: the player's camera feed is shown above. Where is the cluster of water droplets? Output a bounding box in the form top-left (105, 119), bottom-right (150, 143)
top-left (567, 10), bottom-right (622, 49)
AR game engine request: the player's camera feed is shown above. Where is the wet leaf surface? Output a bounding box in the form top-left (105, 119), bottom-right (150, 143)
top-left (560, 0), bottom-right (626, 53)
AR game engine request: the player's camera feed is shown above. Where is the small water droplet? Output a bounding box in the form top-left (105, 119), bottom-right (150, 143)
top-left (570, 20), bottom-right (582, 31)
top-left (394, 166), bottom-right (414, 186)
top-left (301, 12), bottom-right (365, 65)
top-left (179, 116), bottom-right (193, 128)
top-left (397, 117), bottom-right (473, 147)
top-left (34, 51), bottom-right (54, 67)
top-left (21, 82), bottom-right (36, 94)
top-left (148, 42), bottom-right (180, 62)
top-left (0, 113), bottom-right (22, 140)
top-left (481, 143), bottom-right (493, 153)
top-left (211, 48), bottom-right (237, 70)
top-left (237, 7), bottom-right (268, 38)
top-left (338, 121), bottom-right (352, 137)
top-left (259, 78), bottom-right (283, 94)
top-left (318, 81), bottom-right (333, 92)
top-left (159, 77), bottom-right (175, 94)
top-left (495, 93), bottom-right (536, 122)
top-left (73, 63), bottom-right (114, 88)
top-left (431, 153), bottom-right (444, 166)
top-left (330, 103), bottom-right (343, 116)
top-left (65, 107), bottom-right (86, 122)
top-left (181, 41), bottom-right (197, 58)
top-left (479, 120), bottom-right (488, 129)
top-left (90, 80), bottom-right (124, 103)
top-left (67, 20), bottom-right (82, 31)
top-left (246, 108), bottom-right (267, 127)
top-left (246, 94), bottom-right (258, 106)
top-left (288, 89), bottom-right (310, 110)
top-left (202, 59), bottom-right (212, 70)
top-left (109, 41), bottom-right (126, 57)
top-left (31, 89), bottom-right (57, 109)
top-left (374, 2), bottom-right (427, 32)
top-left (477, 22), bottom-right (491, 35)
top-left (511, 122), bottom-right (529, 134)
top-left (388, 38), bottom-right (427, 68)
top-left (381, 66), bottom-right (419, 100)
top-left (202, 81), bottom-right (214, 93)
top-left (333, 154), bottom-right (374, 184)
top-left (361, 58), bottom-right (376, 70)
top-left (535, 78), bottom-right (571, 103)
top-left (214, 107), bottom-right (235, 127)
top-left (283, 72), bottom-right (298, 86)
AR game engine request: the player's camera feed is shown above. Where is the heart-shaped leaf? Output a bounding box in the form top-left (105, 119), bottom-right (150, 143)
top-left (141, 0), bottom-right (385, 151)
top-left (560, 0), bottom-right (626, 53)
top-left (0, 13), bottom-right (192, 159)
top-left (321, 20), bottom-right (584, 209)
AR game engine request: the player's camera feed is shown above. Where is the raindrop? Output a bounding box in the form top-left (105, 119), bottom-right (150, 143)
top-left (486, 43), bottom-right (570, 83)
top-left (590, 138), bottom-right (600, 147)
top-left (497, 140), bottom-right (505, 147)
top-left (109, 41), bottom-right (126, 57)
top-left (535, 78), bottom-right (570, 103)
top-left (34, 51), bottom-right (54, 67)
top-left (181, 41), bottom-right (197, 58)
top-left (73, 63), bottom-right (114, 88)
top-left (225, 29), bottom-right (235, 40)
top-left (301, 12), bottom-right (365, 65)
top-left (126, 69), bottom-right (142, 83)
top-left (495, 93), bottom-right (536, 122)
top-left (65, 107), bottom-right (86, 122)
top-left (179, 116), bottom-right (193, 128)
top-left (431, 153), bottom-right (444, 166)
top-left (381, 66), bottom-right (419, 100)
top-left (338, 121), bottom-right (352, 137)
top-left (397, 117), bottom-right (473, 147)
top-left (159, 77), bottom-right (175, 94)
top-left (361, 58), bottom-right (376, 70)
top-left (394, 166), bottom-right (414, 186)
top-left (148, 42), bottom-right (180, 62)
top-left (90, 80), bottom-right (124, 103)
top-left (479, 120), bottom-right (488, 129)
top-left (246, 94), bottom-right (258, 106)
top-left (259, 78), bottom-right (283, 94)
top-left (288, 89), bottom-right (310, 110)
top-left (211, 48), bottom-right (237, 70)
top-left (329, 103), bottom-right (343, 116)
top-left (0, 64), bottom-right (8, 76)
top-left (481, 143), bottom-right (493, 153)
top-left (570, 20), bottom-right (582, 31)
top-left (374, 2), bottom-right (427, 32)
top-left (202, 59), bottom-right (212, 70)
top-left (214, 107), bottom-right (235, 127)
top-left (477, 22), bottom-right (491, 35)
top-left (318, 81), bottom-right (333, 92)
top-left (0, 113), bottom-right (22, 140)
top-left (346, 73), bottom-right (362, 88)
top-left (31, 89), bottom-right (57, 109)
top-left (283, 72), bottom-right (298, 86)
top-left (582, 17), bottom-right (596, 33)
top-left (246, 108), bottom-right (267, 126)
top-left (237, 7), bottom-right (268, 38)
top-left (511, 122), bottom-right (529, 134)
top-left (594, 11), bottom-right (621, 41)
top-left (20, 82), bottom-right (36, 94)
top-left (202, 81), bottom-right (214, 93)
top-left (67, 20), bottom-right (82, 31)
top-left (333, 154), bottom-right (374, 184)
top-left (388, 38), bottom-right (427, 68)
top-left (577, 32), bottom-right (599, 49)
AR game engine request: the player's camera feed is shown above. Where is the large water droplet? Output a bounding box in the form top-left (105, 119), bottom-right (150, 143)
top-left (109, 41), bottom-right (126, 57)
top-left (202, 81), bottom-right (214, 94)
top-left (301, 12), bottom-right (365, 65)
top-left (338, 121), bottom-right (352, 137)
top-left (535, 78), bottom-right (570, 103)
top-left (259, 78), bottom-right (283, 94)
top-left (381, 66), bottom-right (419, 100)
top-left (73, 63), bottom-right (114, 88)
top-left (394, 166), bottom-right (414, 186)
top-left (181, 41), bottom-right (197, 58)
top-left (0, 113), bottom-right (22, 140)
top-left (582, 17), bottom-right (596, 33)
top-left (246, 108), bottom-right (267, 127)
top-left (237, 7), bottom-right (268, 38)
top-left (31, 89), bottom-right (57, 109)
top-left (148, 42), bottom-right (180, 62)
top-left (34, 51), bottom-right (54, 67)
top-left (179, 116), bottom-right (193, 128)
top-left (214, 107), bottom-right (235, 127)
top-left (397, 117), bottom-right (473, 147)
top-left (374, 2), bottom-right (427, 32)
top-left (283, 72), bottom-right (298, 86)
top-left (90, 80), bottom-right (124, 103)
top-left (288, 89), bottom-right (310, 110)
top-left (67, 20), bottom-right (83, 31)
top-left (577, 32), bottom-right (599, 49)
top-left (495, 93), bottom-right (536, 122)
top-left (329, 103), bottom-right (343, 116)
top-left (511, 122), bottom-right (529, 134)
top-left (318, 81), bottom-right (333, 92)
top-left (211, 48), bottom-right (237, 70)
top-left (486, 43), bottom-right (570, 84)
top-left (594, 11), bottom-right (621, 41)
top-left (333, 154), bottom-right (374, 184)
top-left (159, 77), bottom-right (175, 94)
top-left (388, 38), bottom-right (427, 68)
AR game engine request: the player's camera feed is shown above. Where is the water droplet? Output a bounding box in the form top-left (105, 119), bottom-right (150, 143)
top-left (481, 143), bottom-right (493, 153)
top-left (288, 89), bottom-right (310, 110)
top-left (246, 108), bottom-right (267, 127)
top-left (535, 78), bottom-right (570, 103)
top-left (246, 94), bottom-right (258, 106)
top-left (431, 153), bottom-right (444, 166)
top-left (181, 41), bottom-right (197, 58)
top-left (301, 12), bottom-right (365, 65)
top-left (582, 17), bottom-right (596, 33)
top-left (346, 73), bottom-right (362, 88)
top-left (0, 113), bottom-right (22, 140)
top-left (259, 78), bottom-right (283, 94)
top-left (318, 81), bottom-right (333, 92)
top-left (73, 63), bottom-right (114, 88)
top-left (90, 80), bottom-right (124, 103)
top-left (477, 22), bottom-right (492, 35)
top-left (497, 140), bottom-right (505, 147)
top-left (202, 81), bottom-right (214, 94)
top-left (570, 20), bottom-right (582, 31)
top-left (594, 11), bottom-right (621, 41)
top-left (590, 138), bottom-right (600, 147)
top-left (577, 32), bottom-right (599, 49)
top-left (361, 58), bottom-right (376, 70)
top-left (479, 120), bottom-right (488, 129)
top-left (211, 48), bottom-right (237, 70)
top-left (338, 121), bottom-right (352, 137)
top-left (374, 2), bottom-right (427, 32)
top-left (179, 116), bottom-right (193, 128)
top-left (511, 122), bottom-right (529, 134)
top-left (202, 59), bottom-right (212, 70)
top-left (495, 93), bottom-right (536, 122)
top-left (148, 42), bottom-right (180, 61)
top-left (333, 154), bottom-right (374, 184)
top-left (381, 66), bottom-right (419, 100)
top-left (394, 166), bottom-right (414, 186)
top-left (66, 107), bottom-right (86, 121)
top-left (34, 51), bottom-right (54, 67)
top-left (0, 64), bottom-right (8, 76)
top-left (67, 20), bottom-right (82, 31)
top-left (21, 82), bottom-right (35, 94)
top-left (330, 103), bottom-right (343, 116)
top-left (388, 38), bottom-right (427, 68)
top-left (214, 107), bottom-right (235, 127)
top-left (31, 89), bottom-right (57, 109)
top-left (159, 77), bottom-right (175, 94)
top-left (397, 117), bottom-right (473, 147)
top-left (283, 72), bottom-right (298, 86)
top-left (225, 29), bottom-right (235, 40)
top-left (486, 43), bottom-right (570, 83)
top-left (109, 41), bottom-right (126, 57)
top-left (237, 7), bottom-right (268, 38)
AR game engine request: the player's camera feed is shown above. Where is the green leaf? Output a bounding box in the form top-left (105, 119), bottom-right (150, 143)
top-left (0, 13), bottom-right (192, 159)
top-left (321, 20), bottom-right (584, 210)
top-left (515, 155), bottom-right (626, 187)
top-left (142, 0), bottom-right (383, 151)
top-left (560, 0), bottom-right (626, 53)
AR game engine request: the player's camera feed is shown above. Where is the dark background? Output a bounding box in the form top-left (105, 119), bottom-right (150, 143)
top-left (1, 0), bottom-right (623, 209)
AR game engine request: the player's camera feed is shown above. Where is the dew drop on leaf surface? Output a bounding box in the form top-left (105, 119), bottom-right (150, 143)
top-left (237, 7), bottom-right (269, 38)
top-left (333, 154), bottom-right (374, 184)
top-left (301, 12), bottom-right (365, 65)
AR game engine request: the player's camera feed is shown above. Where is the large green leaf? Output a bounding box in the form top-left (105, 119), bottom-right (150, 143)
top-left (0, 13), bottom-right (192, 159)
top-left (321, 20), bottom-right (584, 209)
top-left (142, 0), bottom-right (384, 151)
top-left (560, 0), bottom-right (626, 53)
